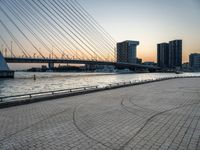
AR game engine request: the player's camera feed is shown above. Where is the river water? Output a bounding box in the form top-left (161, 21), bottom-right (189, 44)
top-left (0, 72), bottom-right (199, 97)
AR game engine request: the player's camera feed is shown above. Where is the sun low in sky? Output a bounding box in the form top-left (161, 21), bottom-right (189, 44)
top-left (79, 0), bottom-right (200, 62)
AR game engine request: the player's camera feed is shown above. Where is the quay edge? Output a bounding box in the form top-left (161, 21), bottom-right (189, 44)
top-left (0, 70), bottom-right (15, 78)
top-left (0, 52), bottom-right (14, 78)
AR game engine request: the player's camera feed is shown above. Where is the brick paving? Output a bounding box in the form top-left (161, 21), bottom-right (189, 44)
top-left (0, 78), bottom-right (199, 150)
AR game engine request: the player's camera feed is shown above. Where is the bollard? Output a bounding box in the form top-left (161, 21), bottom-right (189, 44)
top-left (33, 74), bottom-right (36, 81)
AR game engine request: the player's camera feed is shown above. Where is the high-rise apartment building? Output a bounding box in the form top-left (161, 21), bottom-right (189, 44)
top-left (189, 53), bottom-right (200, 71)
top-left (169, 40), bottom-right (182, 68)
top-left (157, 40), bottom-right (182, 69)
top-left (117, 40), bottom-right (139, 63)
top-left (157, 43), bottom-right (169, 68)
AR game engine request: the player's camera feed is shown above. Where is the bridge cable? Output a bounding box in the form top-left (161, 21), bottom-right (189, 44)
top-left (72, 0), bottom-right (116, 45)
top-left (7, 0), bottom-right (77, 60)
top-left (30, 0), bottom-right (96, 60)
top-left (53, 0), bottom-right (115, 61)
top-left (51, 0), bottom-right (112, 61)
top-left (1, 0), bottom-right (116, 61)
top-left (52, 0), bottom-right (108, 60)
top-left (0, 20), bottom-right (30, 58)
top-left (11, 0), bottom-right (68, 59)
top-left (23, 0), bottom-right (86, 60)
top-left (28, 0), bottom-right (91, 60)
top-left (38, 0), bottom-right (106, 61)
top-left (66, 0), bottom-right (116, 59)
top-left (14, 0), bottom-right (83, 60)
top-left (0, 4), bottom-right (45, 59)
top-left (2, 0), bottom-right (59, 59)
top-left (66, 0), bottom-right (116, 61)
top-left (0, 35), bottom-right (16, 58)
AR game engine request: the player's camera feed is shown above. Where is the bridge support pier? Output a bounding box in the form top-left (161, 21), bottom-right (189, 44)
top-left (0, 52), bottom-right (14, 78)
top-left (48, 62), bottom-right (54, 70)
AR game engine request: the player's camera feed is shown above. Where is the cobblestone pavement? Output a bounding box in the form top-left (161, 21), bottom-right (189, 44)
top-left (0, 78), bottom-right (200, 150)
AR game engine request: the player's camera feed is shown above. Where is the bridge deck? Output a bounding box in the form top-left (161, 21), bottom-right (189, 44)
top-left (5, 57), bottom-right (159, 69)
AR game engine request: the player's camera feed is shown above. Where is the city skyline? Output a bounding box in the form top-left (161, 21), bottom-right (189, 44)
top-left (79, 0), bottom-right (200, 62)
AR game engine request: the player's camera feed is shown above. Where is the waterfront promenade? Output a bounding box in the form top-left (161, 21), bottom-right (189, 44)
top-left (0, 78), bottom-right (200, 150)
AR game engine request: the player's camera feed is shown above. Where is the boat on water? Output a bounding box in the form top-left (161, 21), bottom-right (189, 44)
top-left (175, 70), bottom-right (183, 74)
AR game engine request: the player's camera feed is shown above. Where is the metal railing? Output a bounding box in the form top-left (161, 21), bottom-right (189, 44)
top-left (106, 76), bottom-right (199, 88)
top-left (0, 85), bottom-right (98, 102)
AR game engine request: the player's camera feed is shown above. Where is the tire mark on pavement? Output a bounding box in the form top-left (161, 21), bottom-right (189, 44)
top-left (72, 104), bottom-right (115, 150)
top-left (0, 106), bottom-right (74, 143)
top-left (119, 97), bottom-right (200, 150)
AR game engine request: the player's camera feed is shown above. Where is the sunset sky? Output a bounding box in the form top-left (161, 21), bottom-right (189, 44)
top-left (79, 0), bottom-right (200, 62)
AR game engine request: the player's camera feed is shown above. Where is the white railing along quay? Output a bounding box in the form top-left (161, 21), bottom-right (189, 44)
top-left (0, 85), bottom-right (98, 102)
top-left (105, 75), bottom-right (199, 89)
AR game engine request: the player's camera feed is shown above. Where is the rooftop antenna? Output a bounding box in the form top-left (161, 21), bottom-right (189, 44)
top-left (52, 45), bottom-right (54, 59)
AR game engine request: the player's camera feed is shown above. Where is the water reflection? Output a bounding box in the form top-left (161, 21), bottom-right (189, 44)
top-left (0, 72), bottom-right (199, 97)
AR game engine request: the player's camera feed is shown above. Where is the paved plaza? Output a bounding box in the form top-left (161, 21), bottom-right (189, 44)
top-left (0, 78), bottom-right (200, 150)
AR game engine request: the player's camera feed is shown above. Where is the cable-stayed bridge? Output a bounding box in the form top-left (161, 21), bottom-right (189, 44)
top-left (0, 0), bottom-right (158, 71)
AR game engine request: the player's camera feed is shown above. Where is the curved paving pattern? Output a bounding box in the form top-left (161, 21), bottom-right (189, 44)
top-left (0, 78), bottom-right (200, 150)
